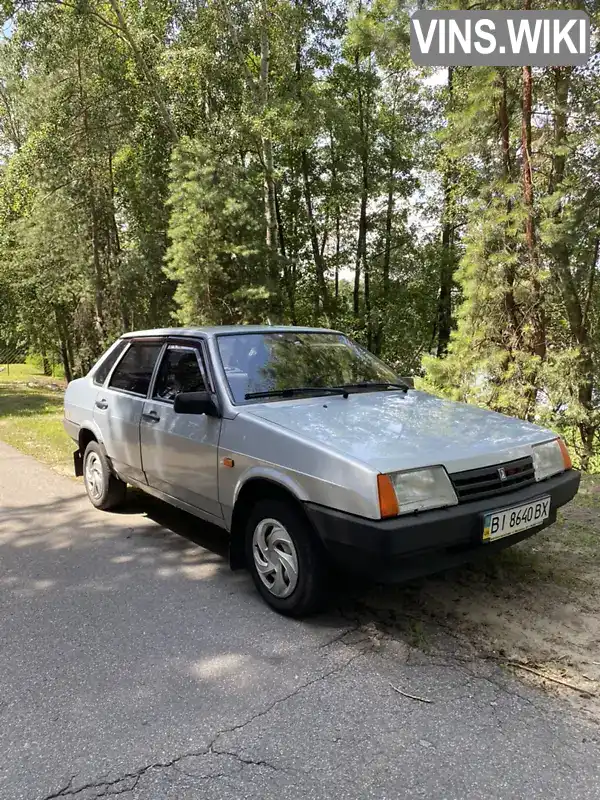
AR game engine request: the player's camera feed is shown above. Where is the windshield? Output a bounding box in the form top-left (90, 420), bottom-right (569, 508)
top-left (216, 331), bottom-right (399, 403)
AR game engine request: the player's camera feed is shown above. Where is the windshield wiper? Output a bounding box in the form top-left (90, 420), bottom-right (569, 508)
top-left (333, 381), bottom-right (409, 393)
top-left (245, 386), bottom-right (350, 400)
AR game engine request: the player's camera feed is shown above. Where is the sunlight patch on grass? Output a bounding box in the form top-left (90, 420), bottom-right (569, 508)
top-left (0, 362), bottom-right (65, 385)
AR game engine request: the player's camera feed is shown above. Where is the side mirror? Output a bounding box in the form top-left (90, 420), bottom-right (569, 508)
top-left (173, 391), bottom-right (220, 417)
top-left (398, 376), bottom-right (415, 389)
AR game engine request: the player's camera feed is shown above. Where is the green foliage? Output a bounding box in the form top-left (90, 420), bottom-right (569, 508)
top-left (422, 50), bottom-right (600, 468)
top-left (0, 0), bottom-right (598, 468)
top-left (166, 139), bottom-right (270, 325)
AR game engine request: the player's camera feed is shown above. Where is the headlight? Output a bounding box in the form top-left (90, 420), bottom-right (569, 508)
top-left (532, 438), bottom-right (571, 481)
top-left (378, 467), bottom-right (458, 517)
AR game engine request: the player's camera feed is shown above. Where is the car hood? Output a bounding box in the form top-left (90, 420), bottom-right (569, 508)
top-left (244, 390), bottom-right (555, 474)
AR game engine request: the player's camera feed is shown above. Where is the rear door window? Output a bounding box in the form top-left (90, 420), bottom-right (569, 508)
top-left (93, 340), bottom-right (128, 386)
top-left (108, 342), bottom-right (162, 396)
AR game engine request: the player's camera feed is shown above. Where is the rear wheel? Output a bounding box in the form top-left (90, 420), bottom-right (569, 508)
top-left (83, 441), bottom-right (127, 511)
top-left (245, 499), bottom-right (328, 617)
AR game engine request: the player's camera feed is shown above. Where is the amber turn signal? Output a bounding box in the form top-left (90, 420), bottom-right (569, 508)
top-left (377, 474), bottom-right (399, 518)
top-left (558, 439), bottom-right (572, 470)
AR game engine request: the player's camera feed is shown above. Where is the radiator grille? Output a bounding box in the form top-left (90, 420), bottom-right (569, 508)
top-left (450, 457), bottom-right (535, 503)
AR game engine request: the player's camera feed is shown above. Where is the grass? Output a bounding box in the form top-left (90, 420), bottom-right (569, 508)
top-left (0, 361), bottom-right (64, 384)
top-left (0, 368), bottom-right (73, 474)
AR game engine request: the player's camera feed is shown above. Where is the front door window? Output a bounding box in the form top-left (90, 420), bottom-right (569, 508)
top-left (153, 347), bottom-right (206, 402)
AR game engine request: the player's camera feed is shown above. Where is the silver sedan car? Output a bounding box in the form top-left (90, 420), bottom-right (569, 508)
top-left (63, 326), bottom-right (580, 616)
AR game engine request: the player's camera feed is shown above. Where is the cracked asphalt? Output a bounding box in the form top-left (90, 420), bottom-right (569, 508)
top-left (1, 440), bottom-right (600, 800)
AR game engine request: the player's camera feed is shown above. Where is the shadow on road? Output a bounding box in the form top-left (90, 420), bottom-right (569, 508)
top-left (114, 487), bottom-right (229, 560)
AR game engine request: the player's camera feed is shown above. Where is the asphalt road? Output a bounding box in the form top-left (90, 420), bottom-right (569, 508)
top-left (1, 439), bottom-right (599, 800)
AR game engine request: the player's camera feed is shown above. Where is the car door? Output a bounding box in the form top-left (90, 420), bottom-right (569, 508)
top-left (140, 342), bottom-right (223, 521)
top-left (93, 339), bottom-right (163, 484)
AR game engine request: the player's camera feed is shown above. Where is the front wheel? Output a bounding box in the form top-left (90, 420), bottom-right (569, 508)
top-left (83, 441), bottom-right (127, 511)
top-left (245, 499), bottom-right (329, 617)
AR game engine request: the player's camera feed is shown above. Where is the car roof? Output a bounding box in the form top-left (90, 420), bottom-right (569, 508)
top-left (122, 325), bottom-right (341, 339)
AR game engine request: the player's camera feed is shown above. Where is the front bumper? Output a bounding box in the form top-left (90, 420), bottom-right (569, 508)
top-left (305, 469), bottom-right (580, 582)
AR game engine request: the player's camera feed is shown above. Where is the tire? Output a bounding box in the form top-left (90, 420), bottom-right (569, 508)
top-left (83, 441), bottom-right (127, 511)
top-left (245, 498), bottom-right (329, 617)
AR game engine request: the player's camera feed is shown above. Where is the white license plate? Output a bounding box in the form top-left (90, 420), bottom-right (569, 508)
top-left (483, 496), bottom-right (551, 542)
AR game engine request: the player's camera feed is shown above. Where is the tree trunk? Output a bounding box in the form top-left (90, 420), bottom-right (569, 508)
top-left (76, 46), bottom-right (105, 343)
top-left (54, 308), bottom-right (73, 382)
top-left (293, 31), bottom-right (331, 316)
top-left (58, 334), bottom-right (73, 384)
top-left (259, 1), bottom-right (280, 314)
top-left (330, 131), bottom-right (341, 302)
top-left (275, 184), bottom-right (295, 321)
top-left (521, 4), bottom-right (545, 362)
top-left (274, 184), bottom-right (287, 263)
top-left (90, 209), bottom-right (105, 341)
top-left (335, 213), bottom-right (340, 301)
top-left (436, 67), bottom-right (455, 357)
top-left (374, 182), bottom-right (394, 356)
top-left (363, 52), bottom-right (372, 349)
top-left (66, 333), bottom-right (75, 378)
top-left (301, 149), bottom-right (331, 315)
top-left (436, 183), bottom-right (454, 356)
top-left (354, 192), bottom-right (368, 318)
top-left (364, 224), bottom-right (371, 348)
top-left (382, 180), bottom-right (393, 301)
top-left (262, 139), bottom-right (277, 262)
top-left (521, 66), bottom-right (536, 271)
top-left (286, 170), bottom-right (301, 324)
top-left (107, 149), bottom-right (121, 257)
top-left (353, 50), bottom-right (369, 320)
top-left (498, 69), bottom-right (519, 339)
top-left (548, 67), bottom-right (582, 340)
top-left (372, 146), bottom-right (395, 356)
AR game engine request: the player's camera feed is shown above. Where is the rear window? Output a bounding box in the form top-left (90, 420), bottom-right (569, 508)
top-left (93, 340), bottom-right (128, 386)
top-left (108, 341), bottom-right (162, 396)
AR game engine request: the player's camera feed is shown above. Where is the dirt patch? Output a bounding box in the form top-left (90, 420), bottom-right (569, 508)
top-left (355, 475), bottom-right (600, 718)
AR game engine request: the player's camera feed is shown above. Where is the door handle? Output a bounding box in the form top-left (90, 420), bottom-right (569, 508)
top-left (95, 398), bottom-right (108, 410)
top-left (142, 410), bottom-right (160, 423)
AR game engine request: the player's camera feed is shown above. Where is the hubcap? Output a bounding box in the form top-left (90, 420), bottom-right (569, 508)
top-left (85, 452), bottom-right (104, 500)
top-left (252, 518), bottom-right (299, 598)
